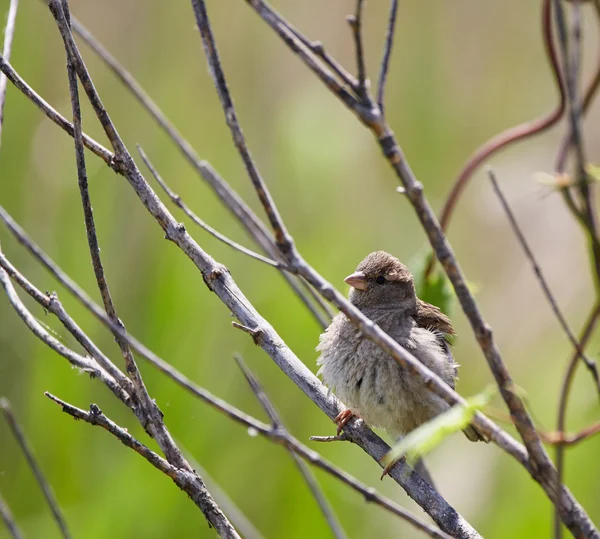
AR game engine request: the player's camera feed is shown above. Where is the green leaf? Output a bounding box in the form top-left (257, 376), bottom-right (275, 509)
top-left (410, 250), bottom-right (454, 316)
top-left (381, 385), bottom-right (495, 472)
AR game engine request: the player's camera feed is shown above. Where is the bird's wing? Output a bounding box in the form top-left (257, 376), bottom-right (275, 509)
top-left (415, 298), bottom-right (455, 336)
top-left (415, 298), bottom-right (457, 385)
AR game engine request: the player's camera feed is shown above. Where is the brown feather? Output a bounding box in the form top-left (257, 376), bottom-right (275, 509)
top-left (415, 298), bottom-right (455, 335)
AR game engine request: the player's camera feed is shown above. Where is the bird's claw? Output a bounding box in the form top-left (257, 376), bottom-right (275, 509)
top-left (334, 409), bottom-right (357, 435)
top-left (380, 460), bottom-right (396, 480)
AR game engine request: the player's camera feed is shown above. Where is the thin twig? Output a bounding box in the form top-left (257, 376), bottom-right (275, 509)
top-left (0, 252), bottom-right (133, 395)
top-left (69, 15), bottom-right (332, 328)
top-left (51, 0), bottom-right (146, 409)
top-left (234, 356), bottom-right (347, 539)
top-left (190, 0), bottom-right (294, 254)
top-left (376, 0), bottom-right (398, 112)
top-left (555, 0), bottom-right (600, 173)
top-left (0, 54), bottom-right (113, 163)
top-left (0, 0), bottom-right (338, 347)
top-left (428, 0), bottom-right (565, 278)
top-left (43, 391), bottom-right (239, 539)
top-left (554, 300), bottom-right (600, 539)
top-left (239, 2), bottom-right (598, 535)
top-left (137, 146), bottom-right (282, 269)
top-left (0, 203), bottom-right (481, 538)
top-left (347, 0), bottom-right (368, 102)
top-left (488, 168), bottom-right (600, 398)
top-left (0, 491), bottom-right (23, 539)
top-left (0, 398), bottom-right (72, 539)
top-left (0, 267), bottom-right (128, 403)
top-left (175, 446), bottom-right (266, 539)
top-left (0, 0), bottom-right (18, 137)
top-left (552, 0), bottom-right (600, 289)
top-left (545, 422), bottom-right (600, 446)
top-left (0, 18), bottom-right (573, 536)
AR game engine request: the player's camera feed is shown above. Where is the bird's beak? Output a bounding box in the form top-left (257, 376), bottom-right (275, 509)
top-left (344, 271), bottom-right (368, 291)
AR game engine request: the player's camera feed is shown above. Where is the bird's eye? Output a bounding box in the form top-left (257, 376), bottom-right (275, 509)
top-left (375, 275), bottom-right (386, 285)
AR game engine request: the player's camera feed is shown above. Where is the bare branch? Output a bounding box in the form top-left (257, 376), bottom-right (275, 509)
top-left (0, 204), bottom-right (480, 537)
top-left (236, 2), bottom-right (598, 535)
top-left (137, 146), bottom-right (282, 269)
top-left (555, 0), bottom-right (600, 173)
top-left (177, 450), bottom-right (266, 539)
top-left (0, 54), bottom-right (113, 163)
top-left (0, 491), bottom-right (23, 539)
top-left (376, 0), bottom-right (398, 113)
top-left (552, 0), bottom-right (600, 288)
top-left (0, 398), bottom-right (71, 539)
top-left (50, 0), bottom-right (144, 400)
top-left (0, 0), bottom-right (19, 137)
top-left (555, 300), bottom-right (600, 538)
top-left (190, 0), bottom-right (294, 254)
top-left (431, 0), bottom-right (565, 263)
top-left (347, 0), bottom-right (368, 102)
top-left (546, 421), bottom-right (600, 446)
top-left (69, 15), bottom-right (332, 328)
top-left (487, 168), bottom-right (600, 397)
top-left (43, 392), bottom-right (240, 539)
top-left (0, 267), bottom-right (128, 403)
top-left (234, 356), bottom-right (347, 539)
top-left (0, 251), bottom-right (133, 396)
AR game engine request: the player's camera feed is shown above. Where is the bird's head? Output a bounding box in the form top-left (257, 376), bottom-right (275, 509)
top-left (344, 251), bottom-right (416, 312)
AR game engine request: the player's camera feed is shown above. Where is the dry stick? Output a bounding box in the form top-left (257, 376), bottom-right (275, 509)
top-left (0, 193), bottom-right (463, 538)
top-left (0, 252), bottom-right (133, 397)
top-left (0, 246), bottom-right (445, 537)
top-left (0, 236), bottom-right (450, 538)
top-left (376, 0), bottom-right (398, 114)
top-left (0, 268), bottom-right (127, 403)
top-left (43, 392), bottom-right (239, 530)
top-left (0, 19), bottom-right (541, 537)
top-left (234, 355), bottom-right (347, 539)
top-left (0, 398), bottom-right (72, 539)
top-left (347, 0), bottom-right (368, 102)
top-left (0, 0), bottom-right (18, 133)
top-left (194, 4), bottom-right (502, 538)
top-left (190, 0), bottom-right (294, 255)
top-left (4, 211), bottom-right (442, 538)
top-left (53, 0), bottom-right (147, 413)
top-left (243, 3), bottom-right (357, 93)
top-left (45, 4), bottom-right (240, 536)
top-left (0, 207), bottom-right (484, 538)
top-left (554, 301), bottom-right (600, 539)
top-left (0, 22), bottom-right (329, 349)
top-left (428, 0), bottom-right (565, 276)
top-left (68, 17), bottom-right (333, 329)
top-left (176, 450), bottom-right (266, 539)
top-left (0, 492), bottom-right (23, 539)
top-left (237, 2), bottom-right (598, 536)
top-left (137, 146), bottom-right (282, 269)
top-left (488, 168), bottom-right (600, 398)
top-left (554, 0), bottom-right (600, 278)
top-left (553, 0), bottom-right (600, 289)
top-left (555, 45), bottom-right (600, 172)
top-left (0, 55), bottom-right (112, 163)
top-left (553, 421), bottom-right (600, 446)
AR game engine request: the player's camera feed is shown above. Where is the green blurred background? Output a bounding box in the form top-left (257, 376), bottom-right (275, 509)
top-left (1, 0), bottom-right (599, 537)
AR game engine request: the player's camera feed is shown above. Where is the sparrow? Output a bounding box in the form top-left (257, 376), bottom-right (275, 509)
top-left (317, 251), bottom-right (486, 446)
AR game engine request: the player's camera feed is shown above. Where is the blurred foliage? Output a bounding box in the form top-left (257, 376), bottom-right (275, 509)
top-left (1, 0), bottom-right (600, 538)
top-left (382, 386), bottom-right (495, 473)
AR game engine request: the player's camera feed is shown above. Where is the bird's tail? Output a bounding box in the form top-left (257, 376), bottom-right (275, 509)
top-left (463, 423), bottom-right (488, 442)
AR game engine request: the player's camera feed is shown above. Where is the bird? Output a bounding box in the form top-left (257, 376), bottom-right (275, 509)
top-left (317, 251), bottom-right (486, 450)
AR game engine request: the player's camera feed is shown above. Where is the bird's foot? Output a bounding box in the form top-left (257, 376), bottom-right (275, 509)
top-left (334, 409), bottom-right (359, 435)
top-left (380, 458), bottom-right (398, 480)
